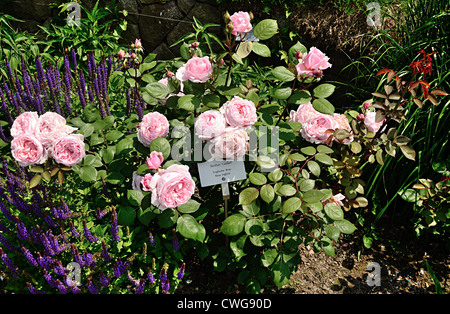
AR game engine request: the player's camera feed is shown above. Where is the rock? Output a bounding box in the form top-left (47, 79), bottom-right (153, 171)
top-left (177, 0), bottom-right (196, 15)
top-left (152, 42), bottom-right (176, 60)
top-left (139, 1), bottom-right (183, 51)
top-left (139, 0), bottom-right (170, 4)
top-left (117, 0), bottom-right (140, 23)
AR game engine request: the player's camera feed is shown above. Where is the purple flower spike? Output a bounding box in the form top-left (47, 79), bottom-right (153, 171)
top-left (21, 246), bottom-right (38, 267)
top-left (27, 282), bottom-right (45, 294)
top-left (82, 219), bottom-right (99, 242)
top-left (110, 209), bottom-right (120, 242)
top-left (0, 247), bottom-right (19, 277)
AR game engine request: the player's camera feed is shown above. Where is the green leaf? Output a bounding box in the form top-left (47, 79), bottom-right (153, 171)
top-left (149, 137), bottom-right (171, 160)
top-left (80, 124), bottom-right (94, 138)
top-left (262, 249), bottom-right (278, 267)
top-left (317, 145), bottom-right (334, 154)
top-left (253, 19), bottom-right (278, 40)
top-left (272, 66), bottom-right (296, 82)
top-left (29, 174), bottom-right (42, 188)
top-left (260, 184), bottom-right (275, 203)
top-left (307, 160), bottom-right (321, 177)
top-left (300, 146), bottom-right (316, 156)
top-left (178, 95), bottom-right (200, 111)
top-left (177, 214), bottom-right (205, 242)
top-left (324, 203), bottom-right (344, 221)
top-left (145, 82), bottom-right (169, 99)
top-left (334, 219), bottom-right (357, 234)
top-left (282, 197), bottom-right (301, 214)
top-left (299, 179), bottom-right (315, 192)
top-left (178, 199), bottom-right (201, 214)
top-left (236, 41), bottom-right (253, 59)
top-left (302, 189), bottom-right (325, 203)
top-left (312, 98), bottom-right (335, 115)
top-left (313, 84), bottom-right (336, 99)
top-left (249, 173), bottom-right (267, 185)
top-left (80, 165), bottom-right (97, 182)
top-left (221, 214), bottom-right (246, 236)
top-left (127, 189), bottom-right (144, 207)
top-left (239, 187), bottom-right (259, 205)
top-left (314, 153), bottom-right (334, 166)
top-left (245, 219), bottom-right (264, 236)
top-left (289, 90), bottom-right (312, 105)
top-left (278, 184), bottom-right (297, 197)
top-left (252, 42), bottom-right (271, 57)
top-left (271, 261), bottom-right (290, 288)
top-left (117, 206), bottom-right (136, 226)
top-left (273, 87), bottom-right (292, 100)
top-left (116, 137), bottom-right (134, 154)
top-left (105, 130), bottom-right (124, 141)
top-left (158, 209), bottom-right (178, 228)
top-left (399, 145), bottom-right (416, 161)
top-left (288, 41), bottom-right (307, 61)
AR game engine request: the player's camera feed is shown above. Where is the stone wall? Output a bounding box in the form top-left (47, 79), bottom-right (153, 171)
top-left (2, 0), bottom-right (225, 59)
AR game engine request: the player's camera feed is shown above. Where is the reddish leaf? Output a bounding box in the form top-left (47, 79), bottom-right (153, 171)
top-left (376, 68), bottom-right (393, 76)
top-left (430, 88), bottom-right (448, 96)
top-left (427, 94), bottom-right (438, 106)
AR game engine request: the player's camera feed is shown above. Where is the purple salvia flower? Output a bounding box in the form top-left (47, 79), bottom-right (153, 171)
top-left (70, 283), bottom-right (82, 294)
top-left (16, 218), bottom-right (31, 241)
top-left (3, 80), bottom-right (20, 115)
top-left (70, 244), bottom-right (85, 268)
top-left (0, 124), bottom-right (8, 143)
top-left (93, 73), bottom-right (106, 119)
top-left (35, 55), bottom-right (46, 88)
top-left (53, 260), bottom-right (67, 276)
top-left (148, 232), bottom-right (155, 247)
top-left (71, 49), bottom-right (78, 71)
top-left (56, 279), bottom-right (69, 294)
top-left (27, 282), bottom-right (45, 294)
top-left (172, 230), bottom-right (179, 252)
top-left (101, 240), bottom-right (111, 262)
top-left (113, 258), bottom-right (128, 278)
top-left (45, 69), bottom-right (62, 115)
top-left (0, 233), bottom-right (16, 252)
top-left (69, 221), bottom-right (80, 238)
top-left (82, 219), bottom-right (99, 242)
top-left (136, 279), bottom-right (145, 294)
top-left (126, 88), bottom-right (132, 115)
top-left (44, 214), bottom-right (59, 228)
top-left (0, 247), bottom-right (19, 277)
top-left (99, 271), bottom-right (110, 287)
top-left (0, 220), bottom-right (8, 233)
top-left (0, 87), bottom-right (13, 124)
top-left (36, 252), bottom-right (51, 269)
top-left (147, 268), bottom-right (155, 285)
top-left (87, 277), bottom-right (100, 294)
top-left (111, 209), bottom-right (120, 241)
top-left (43, 269), bottom-right (57, 288)
top-left (84, 250), bottom-right (96, 268)
top-left (0, 202), bottom-right (15, 222)
top-left (162, 280), bottom-right (170, 294)
top-left (177, 263), bottom-right (186, 280)
top-left (97, 207), bottom-right (108, 219)
top-left (135, 95), bottom-right (144, 120)
top-left (21, 246), bottom-right (38, 267)
top-left (49, 234), bottom-right (62, 254)
top-left (40, 232), bottom-right (55, 256)
top-left (5, 58), bottom-right (13, 83)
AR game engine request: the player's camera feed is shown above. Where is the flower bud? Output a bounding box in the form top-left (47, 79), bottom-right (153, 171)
top-left (223, 11), bottom-right (231, 22)
top-left (357, 113), bottom-right (365, 121)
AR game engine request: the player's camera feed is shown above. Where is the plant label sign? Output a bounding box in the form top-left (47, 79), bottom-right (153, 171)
top-left (197, 160), bottom-right (247, 188)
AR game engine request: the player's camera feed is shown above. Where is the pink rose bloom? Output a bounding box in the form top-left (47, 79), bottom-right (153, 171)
top-left (300, 113), bottom-right (339, 144)
top-left (333, 113), bottom-right (354, 144)
top-left (146, 151), bottom-right (164, 169)
top-left (137, 112), bottom-right (170, 147)
top-left (132, 171), bottom-right (144, 192)
top-left (220, 96), bottom-right (257, 128)
top-left (51, 134), bottom-right (85, 167)
top-left (35, 112), bottom-right (77, 149)
top-left (289, 102), bottom-right (320, 125)
top-left (195, 110), bottom-right (226, 141)
top-left (117, 50), bottom-right (126, 59)
top-left (364, 111), bottom-right (385, 133)
top-left (176, 56), bottom-right (212, 83)
top-left (11, 134), bottom-right (47, 166)
top-left (141, 173), bottom-right (153, 192)
top-left (157, 77), bottom-right (185, 105)
top-left (10, 112), bottom-right (39, 138)
top-left (230, 11), bottom-right (252, 36)
top-left (148, 164), bottom-right (195, 210)
top-left (209, 127), bottom-right (249, 160)
top-left (296, 47), bottom-right (331, 77)
top-left (134, 39), bottom-right (143, 51)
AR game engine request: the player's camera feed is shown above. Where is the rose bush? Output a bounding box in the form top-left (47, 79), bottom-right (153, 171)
top-left (0, 9), bottom-right (447, 295)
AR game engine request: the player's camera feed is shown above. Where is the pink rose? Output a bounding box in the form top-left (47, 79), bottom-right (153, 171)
top-left (195, 110), bottom-right (226, 141)
top-left (117, 50), bottom-right (126, 59)
top-left (220, 96), bottom-right (257, 128)
top-left (137, 112), bottom-right (170, 147)
top-left (146, 151), bottom-right (164, 169)
top-left (296, 47), bottom-right (331, 77)
top-left (132, 171), bottom-right (144, 192)
top-left (134, 39), bottom-right (143, 51)
top-left (11, 134), bottom-right (47, 166)
top-left (157, 77), bottom-right (185, 105)
top-left (35, 112), bottom-right (77, 149)
top-left (51, 134), bottom-right (85, 167)
top-left (176, 56), bottom-right (212, 83)
top-left (10, 112), bottom-right (39, 138)
top-left (148, 164), bottom-right (195, 210)
top-left (333, 113), bottom-right (354, 144)
top-left (209, 127), bottom-right (249, 160)
top-left (364, 111), bottom-right (385, 133)
top-left (141, 173), bottom-right (153, 192)
top-left (300, 113), bottom-right (338, 144)
top-left (229, 11), bottom-right (252, 36)
top-left (289, 102), bottom-right (320, 125)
